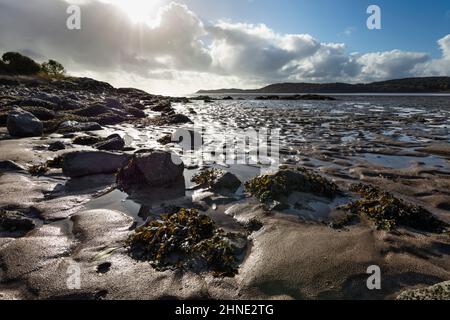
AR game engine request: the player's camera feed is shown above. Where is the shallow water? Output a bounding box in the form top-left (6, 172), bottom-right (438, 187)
top-left (86, 95), bottom-right (450, 223)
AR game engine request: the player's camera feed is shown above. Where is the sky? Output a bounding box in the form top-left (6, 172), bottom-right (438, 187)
top-left (0, 0), bottom-right (449, 95)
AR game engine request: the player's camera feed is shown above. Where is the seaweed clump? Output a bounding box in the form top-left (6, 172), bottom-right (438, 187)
top-left (127, 208), bottom-right (239, 277)
top-left (28, 156), bottom-right (64, 176)
top-left (342, 184), bottom-right (448, 232)
top-left (28, 164), bottom-right (49, 176)
top-left (191, 168), bottom-right (222, 188)
top-left (245, 168), bottom-right (340, 204)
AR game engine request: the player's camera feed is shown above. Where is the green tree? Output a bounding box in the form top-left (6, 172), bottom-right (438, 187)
top-left (2, 52), bottom-right (41, 75)
top-left (41, 59), bottom-right (66, 77)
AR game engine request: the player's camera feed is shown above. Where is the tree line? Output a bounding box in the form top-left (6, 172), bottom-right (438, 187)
top-left (0, 52), bottom-right (66, 77)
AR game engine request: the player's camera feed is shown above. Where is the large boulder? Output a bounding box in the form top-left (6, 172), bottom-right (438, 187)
top-left (117, 151), bottom-right (184, 188)
top-left (62, 151), bottom-right (131, 178)
top-left (7, 108), bottom-right (43, 137)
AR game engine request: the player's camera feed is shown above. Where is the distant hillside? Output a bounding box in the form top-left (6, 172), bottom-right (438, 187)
top-left (197, 77), bottom-right (450, 94)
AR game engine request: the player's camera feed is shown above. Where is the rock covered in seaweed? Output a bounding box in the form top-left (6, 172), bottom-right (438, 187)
top-left (191, 168), bottom-right (241, 193)
top-left (127, 208), bottom-right (242, 276)
top-left (245, 168), bottom-right (340, 206)
top-left (341, 184), bottom-right (448, 232)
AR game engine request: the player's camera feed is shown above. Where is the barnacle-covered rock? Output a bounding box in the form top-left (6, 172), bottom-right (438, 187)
top-left (191, 168), bottom-right (241, 193)
top-left (397, 281), bottom-right (450, 300)
top-left (244, 168), bottom-right (340, 204)
top-left (341, 184), bottom-right (448, 232)
top-left (127, 208), bottom-right (240, 276)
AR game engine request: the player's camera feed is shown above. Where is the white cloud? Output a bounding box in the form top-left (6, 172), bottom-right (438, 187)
top-left (356, 50), bottom-right (429, 81)
top-left (0, 0), bottom-right (449, 94)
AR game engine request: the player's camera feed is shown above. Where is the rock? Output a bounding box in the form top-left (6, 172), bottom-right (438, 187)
top-left (126, 106), bottom-right (146, 118)
top-left (57, 120), bottom-right (102, 133)
top-left (105, 98), bottom-right (123, 109)
top-left (34, 93), bottom-right (62, 105)
top-left (0, 210), bottom-right (35, 233)
top-left (48, 141), bottom-right (66, 151)
top-left (60, 99), bottom-right (82, 110)
top-left (97, 262), bottom-right (112, 274)
top-left (245, 168), bottom-right (340, 204)
top-left (14, 97), bottom-right (57, 109)
top-left (7, 108), bottom-right (43, 137)
top-left (151, 100), bottom-right (172, 112)
top-left (213, 172), bottom-right (241, 192)
top-left (62, 151), bottom-right (131, 178)
top-left (223, 96), bottom-right (234, 100)
top-left (72, 135), bottom-right (102, 146)
top-left (117, 151), bottom-right (184, 188)
top-left (70, 77), bottom-right (114, 92)
top-left (94, 134), bottom-right (125, 151)
top-left (21, 106), bottom-right (56, 120)
top-left (192, 169), bottom-right (241, 193)
top-left (0, 160), bottom-right (27, 172)
top-left (397, 281), bottom-right (450, 300)
top-left (142, 113), bottom-right (193, 126)
top-left (96, 113), bottom-right (127, 125)
top-left (73, 103), bottom-right (109, 117)
top-left (167, 114), bottom-right (192, 124)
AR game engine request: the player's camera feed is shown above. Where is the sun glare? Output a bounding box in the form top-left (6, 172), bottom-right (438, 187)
top-left (108, 0), bottom-right (162, 23)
